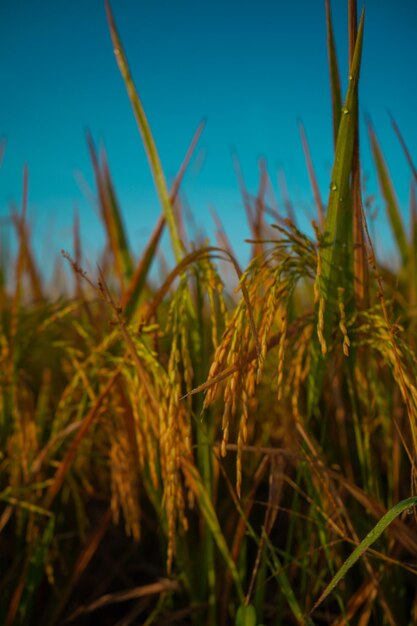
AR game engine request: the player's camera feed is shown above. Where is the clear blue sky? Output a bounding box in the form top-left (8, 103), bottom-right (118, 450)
top-left (1, 1), bottom-right (416, 272)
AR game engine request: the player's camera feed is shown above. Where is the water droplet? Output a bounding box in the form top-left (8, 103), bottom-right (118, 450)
top-left (407, 506), bottom-right (414, 515)
top-left (330, 183), bottom-right (338, 191)
top-left (348, 74), bottom-right (353, 81)
top-left (342, 107), bottom-right (350, 115)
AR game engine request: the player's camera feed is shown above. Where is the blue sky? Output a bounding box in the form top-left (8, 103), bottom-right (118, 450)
top-left (1, 1), bottom-right (416, 273)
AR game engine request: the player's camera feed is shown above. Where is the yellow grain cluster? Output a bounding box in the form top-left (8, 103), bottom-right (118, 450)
top-left (203, 254), bottom-right (297, 496)
top-left (288, 324), bottom-right (312, 422)
top-left (337, 287), bottom-right (350, 356)
top-left (110, 427), bottom-right (141, 542)
top-left (313, 221), bottom-right (327, 356)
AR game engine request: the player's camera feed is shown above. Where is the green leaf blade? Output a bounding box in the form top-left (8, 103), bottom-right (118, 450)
top-left (105, 0), bottom-right (184, 264)
top-left (307, 9), bottom-right (365, 415)
top-left (368, 120), bottom-right (409, 267)
top-left (311, 497), bottom-right (417, 615)
top-left (326, 0), bottom-right (343, 148)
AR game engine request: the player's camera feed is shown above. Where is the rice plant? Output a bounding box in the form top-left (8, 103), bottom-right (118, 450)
top-left (1, 1), bottom-right (417, 624)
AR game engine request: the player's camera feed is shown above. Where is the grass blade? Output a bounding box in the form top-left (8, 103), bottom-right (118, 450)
top-left (11, 167), bottom-right (44, 302)
top-left (86, 133), bottom-right (133, 290)
top-left (349, 0), bottom-right (368, 309)
top-left (105, 0), bottom-right (184, 263)
top-left (326, 0), bottom-right (342, 148)
top-left (307, 9), bottom-right (365, 415)
top-left (121, 119), bottom-right (206, 319)
top-left (181, 457), bottom-right (244, 603)
top-left (18, 517), bottom-right (55, 623)
top-left (367, 119), bottom-right (408, 267)
top-left (299, 120), bottom-right (325, 229)
top-left (310, 496), bottom-right (417, 615)
top-left (121, 214), bottom-right (165, 319)
top-left (101, 148), bottom-right (134, 280)
top-left (44, 369), bottom-right (121, 508)
top-left (390, 113), bottom-right (417, 185)
top-left (411, 182), bottom-right (417, 304)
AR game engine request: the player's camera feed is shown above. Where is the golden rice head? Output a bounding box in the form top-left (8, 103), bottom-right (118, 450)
top-left (159, 384), bottom-right (191, 573)
top-left (288, 324), bottom-right (313, 424)
top-left (109, 423), bottom-right (141, 543)
top-left (354, 310), bottom-right (417, 454)
top-left (337, 287), bottom-right (350, 357)
top-left (277, 312), bottom-right (287, 401)
top-left (199, 255), bottom-right (227, 351)
top-left (236, 385), bottom-right (250, 498)
top-left (157, 284), bottom-right (195, 571)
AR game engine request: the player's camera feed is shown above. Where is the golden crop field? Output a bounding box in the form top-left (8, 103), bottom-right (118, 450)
top-left (1, 2), bottom-right (417, 624)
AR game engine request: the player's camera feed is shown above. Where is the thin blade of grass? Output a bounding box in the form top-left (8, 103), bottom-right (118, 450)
top-left (121, 118), bottom-right (206, 319)
top-left (326, 465), bottom-right (417, 555)
top-left (307, 9), bottom-right (365, 415)
top-left (245, 455), bottom-right (284, 606)
top-left (278, 170), bottom-right (295, 224)
top-left (86, 133), bottom-right (132, 291)
top-left (217, 454), bottom-right (308, 626)
top-left (299, 120), bottom-right (325, 229)
top-left (390, 113), bottom-right (417, 184)
top-left (210, 207), bottom-right (241, 271)
top-left (310, 496), bottom-right (417, 615)
top-left (121, 214), bottom-right (165, 320)
top-left (10, 167), bottom-right (44, 302)
top-left (251, 159), bottom-right (268, 257)
top-left (326, 0), bottom-right (342, 148)
top-left (101, 148), bottom-right (134, 280)
top-left (233, 150), bottom-right (255, 232)
top-left (44, 369), bottom-right (121, 508)
top-left (72, 209), bottom-right (83, 299)
top-left (170, 118), bottom-right (206, 205)
top-left (349, 0), bottom-right (368, 310)
top-left (411, 182), bottom-right (417, 304)
top-left (367, 119), bottom-right (408, 266)
top-left (17, 517), bottom-right (55, 624)
top-left (105, 0), bottom-right (184, 263)
top-left (46, 509), bottom-right (121, 625)
top-left (181, 457), bottom-right (244, 603)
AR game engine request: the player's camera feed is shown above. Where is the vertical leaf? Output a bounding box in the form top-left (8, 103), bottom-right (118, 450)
top-left (326, 0), bottom-right (343, 148)
top-left (390, 113), bottom-right (417, 185)
top-left (299, 120), bottom-right (325, 229)
top-left (11, 167), bottom-right (44, 302)
top-left (181, 457), bottom-right (244, 604)
top-left (121, 119), bottom-right (206, 319)
top-left (105, 0), bottom-right (184, 263)
top-left (410, 182), bottom-right (417, 305)
top-left (86, 133), bottom-right (133, 291)
top-left (367, 119), bottom-right (408, 267)
top-left (307, 10), bottom-right (365, 415)
top-left (18, 517), bottom-right (55, 624)
top-left (349, 0), bottom-right (368, 310)
top-left (101, 149), bottom-right (134, 281)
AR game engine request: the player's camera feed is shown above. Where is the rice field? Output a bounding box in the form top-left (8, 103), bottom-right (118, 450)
top-left (1, 1), bottom-right (417, 624)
